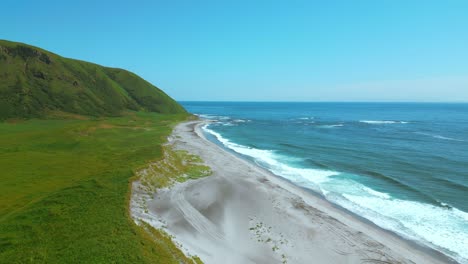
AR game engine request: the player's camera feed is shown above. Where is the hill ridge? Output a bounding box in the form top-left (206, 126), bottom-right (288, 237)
top-left (0, 39), bottom-right (186, 119)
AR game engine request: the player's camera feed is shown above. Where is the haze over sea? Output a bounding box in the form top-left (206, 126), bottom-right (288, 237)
top-left (182, 102), bottom-right (468, 263)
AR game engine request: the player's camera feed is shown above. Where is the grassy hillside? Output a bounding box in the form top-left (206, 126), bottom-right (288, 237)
top-left (0, 112), bottom-right (201, 263)
top-left (0, 40), bottom-right (199, 262)
top-left (0, 40), bottom-right (186, 119)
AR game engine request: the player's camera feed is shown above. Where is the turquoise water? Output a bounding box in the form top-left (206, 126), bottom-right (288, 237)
top-left (182, 102), bottom-right (468, 263)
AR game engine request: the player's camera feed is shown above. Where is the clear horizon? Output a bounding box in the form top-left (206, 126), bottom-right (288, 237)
top-left (2, 0), bottom-right (468, 102)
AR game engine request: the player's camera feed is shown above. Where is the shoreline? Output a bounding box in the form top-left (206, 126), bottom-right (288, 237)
top-left (213, 139), bottom-right (456, 263)
top-left (131, 120), bottom-right (457, 264)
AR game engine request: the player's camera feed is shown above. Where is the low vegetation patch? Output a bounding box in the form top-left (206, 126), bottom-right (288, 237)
top-left (138, 146), bottom-right (212, 193)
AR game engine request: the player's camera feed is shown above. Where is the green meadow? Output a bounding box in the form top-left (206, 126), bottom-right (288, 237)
top-left (0, 112), bottom-right (199, 263)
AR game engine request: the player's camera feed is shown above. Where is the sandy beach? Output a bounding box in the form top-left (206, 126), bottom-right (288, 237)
top-left (131, 120), bottom-right (454, 264)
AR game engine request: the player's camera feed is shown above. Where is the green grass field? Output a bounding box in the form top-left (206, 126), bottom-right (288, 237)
top-left (0, 112), bottom-right (200, 263)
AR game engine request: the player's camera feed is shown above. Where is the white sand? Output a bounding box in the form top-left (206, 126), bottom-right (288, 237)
top-left (131, 120), bottom-right (453, 264)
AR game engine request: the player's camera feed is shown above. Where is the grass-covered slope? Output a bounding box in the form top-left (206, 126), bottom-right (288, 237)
top-left (0, 112), bottom-right (199, 263)
top-left (0, 40), bottom-right (198, 262)
top-left (0, 40), bottom-right (186, 119)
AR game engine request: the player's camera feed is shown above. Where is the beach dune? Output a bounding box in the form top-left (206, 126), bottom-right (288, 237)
top-left (131, 121), bottom-right (451, 264)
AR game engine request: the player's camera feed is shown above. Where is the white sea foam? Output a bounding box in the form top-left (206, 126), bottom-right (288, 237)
top-left (197, 114), bottom-right (230, 121)
top-left (453, 207), bottom-right (468, 222)
top-left (298, 117), bottom-right (314, 120)
top-left (221, 122), bottom-right (236, 126)
top-left (318, 124), bottom-right (344, 128)
top-left (197, 114), bottom-right (216, 120)
top-left (318, 178), bottom-right (468, 263)
top-left (433, 135), bottom-right (460, 141)
top-left (202, 125), bottom-right (468, 263)
top-left (233, 119), bottom-right (251, 123)
top-left (415, 132), bottom-right (465, 142)
top-left (361, 186), bottom-right (391, 199)
top-left (339, 192), bottom-right (468, 263)
top-left (360, 120), bottom-right (408, 124)
top-left (203, 125), bottom-right (339, 191)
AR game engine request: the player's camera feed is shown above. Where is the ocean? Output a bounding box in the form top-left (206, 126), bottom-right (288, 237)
top-left (181, 102), bottom-right (468, 263)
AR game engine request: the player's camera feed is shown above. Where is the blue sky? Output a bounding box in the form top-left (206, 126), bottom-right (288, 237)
top-left (2, 0), bottom-right (468, 101)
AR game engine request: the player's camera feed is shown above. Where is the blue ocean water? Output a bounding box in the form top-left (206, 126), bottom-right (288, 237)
top-left (181, 102), bottom-right (468, 263)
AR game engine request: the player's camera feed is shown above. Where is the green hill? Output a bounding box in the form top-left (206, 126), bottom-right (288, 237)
top-left (0, 40), bottom-right (186, 119)
top-left (0, 113), bottom-right (198, 263)
top-left (0, 40), bottom-right (197, 263)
